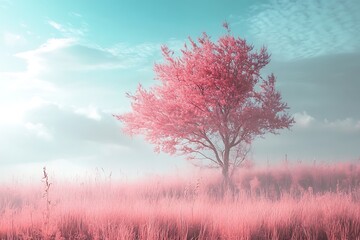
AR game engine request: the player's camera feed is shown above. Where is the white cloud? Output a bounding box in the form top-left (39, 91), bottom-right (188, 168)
top-left (293, 111), bottom-right (314, 127)
top-left (15, 38), bottom-right (75, 75)
top-left (0, 103), bottom-right (25, 125)
top-left (25, 122), bottom-right (53, 140)
top-left (0, 96), bottom-right (53, 125)
top-left (74, 105), bottom-right (102, 121)
top-left (0, 71), bottom-right (59, 125)
top-left (0, 102), bottom-right (124, 163)
top-left (23, 102), bottom-right (125, 145)
top-left (248, 0), bottom-right (360, 60)
top-left (323, 118), bottom-right (360, 132)
top-left (293, 111), bottom-right (360, 132)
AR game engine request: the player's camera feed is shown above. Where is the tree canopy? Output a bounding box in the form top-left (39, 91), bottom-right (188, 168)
top-left (116, 25), bottom-right (294, 179)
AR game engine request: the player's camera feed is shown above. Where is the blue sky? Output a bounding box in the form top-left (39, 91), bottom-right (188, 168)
top-left (1, 0), bottom-right (360, 181)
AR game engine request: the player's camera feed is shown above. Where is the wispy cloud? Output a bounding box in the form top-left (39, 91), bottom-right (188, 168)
top-left (109, 38), bottom-right (184, 66)
top-left (14, 38), bottom-right (133, 74)
top-left (248, 0), bottom-right (360, 60)
top-left (69, 12), bottom-right (82, 18)
top-left (48, 19), bottom-right (88, 38)
top-left (14, 36), bottom-right (184, 75)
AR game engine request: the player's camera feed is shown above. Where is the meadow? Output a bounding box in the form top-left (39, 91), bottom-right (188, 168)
top-left (1, 161), bottom-right (360, 239)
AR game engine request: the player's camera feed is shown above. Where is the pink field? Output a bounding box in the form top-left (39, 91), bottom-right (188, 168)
top-left (1, 162), bottom-right (360, 239)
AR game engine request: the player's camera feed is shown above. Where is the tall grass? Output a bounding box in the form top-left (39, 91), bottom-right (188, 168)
top-left (1, 162), bottom-right (360, 239)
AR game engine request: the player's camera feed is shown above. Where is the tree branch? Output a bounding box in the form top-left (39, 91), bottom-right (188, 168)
top-left (191, 150), bottom-right (221, 166)
top-left (199, 130), bottom-right (224, 166)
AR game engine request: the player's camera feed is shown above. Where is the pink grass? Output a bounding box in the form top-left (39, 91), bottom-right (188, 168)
top-left (1, 162), bottom-right (360, 239)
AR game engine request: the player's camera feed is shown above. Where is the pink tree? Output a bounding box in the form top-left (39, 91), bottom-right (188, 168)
top-left (115, 25), bottom-right (294, 188)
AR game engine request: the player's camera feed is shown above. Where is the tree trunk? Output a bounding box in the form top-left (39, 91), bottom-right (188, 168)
top-left (221, 146), bottom-right (231, 196)
top-left (221, 167), bottom-right (230, 197)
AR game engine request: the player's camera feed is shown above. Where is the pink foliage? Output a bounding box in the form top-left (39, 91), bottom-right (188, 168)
top-left (115, 26), bottom-right (294, 175)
